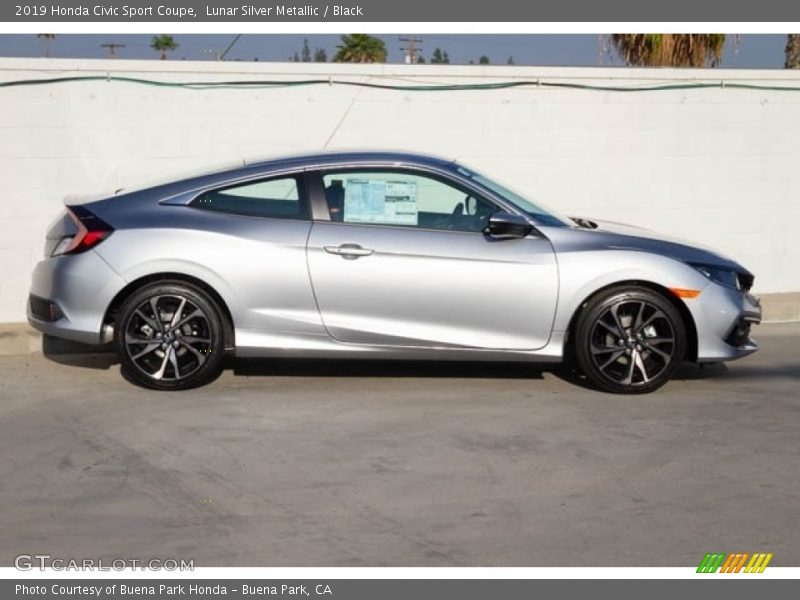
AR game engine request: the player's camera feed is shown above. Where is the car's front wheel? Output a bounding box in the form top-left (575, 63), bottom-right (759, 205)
top-left (115, 282), bottom-right (225, 390)
top-left (574, 287), bottom-right (687, 394)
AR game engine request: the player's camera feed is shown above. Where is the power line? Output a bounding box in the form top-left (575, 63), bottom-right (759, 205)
top-left (4, 74), bottom-right (800, 93)
top-left (219, 34), bottom-right (243, 61)
top-left (203, 34), bottom-right (243, 61)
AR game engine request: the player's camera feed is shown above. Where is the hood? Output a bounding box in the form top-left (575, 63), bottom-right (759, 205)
top-left (566, 216), bottom-right (747, 272)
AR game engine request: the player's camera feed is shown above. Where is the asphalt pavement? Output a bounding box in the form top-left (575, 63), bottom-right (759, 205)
top-left (0, 323), bottom-right (797, 567)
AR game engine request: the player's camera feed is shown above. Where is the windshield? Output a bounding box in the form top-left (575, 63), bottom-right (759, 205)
top-left (454, 165), bottom-right (571, 227)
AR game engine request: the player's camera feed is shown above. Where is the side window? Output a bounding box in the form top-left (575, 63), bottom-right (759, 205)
top-left (193, 176), bottom-right (306, 219)
top-left (322, 171), bottom-right (495, 233)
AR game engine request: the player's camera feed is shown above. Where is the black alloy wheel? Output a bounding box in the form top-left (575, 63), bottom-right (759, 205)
top-left (574, 287), bottom-right (687, 394)
top-left (116, 282), bottom-right (225, 390)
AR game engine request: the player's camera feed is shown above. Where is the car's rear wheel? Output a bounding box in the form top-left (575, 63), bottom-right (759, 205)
top-left (574, 287), bottom-right (686, 394)
top-left (115, 282), bottom-right (225, 390)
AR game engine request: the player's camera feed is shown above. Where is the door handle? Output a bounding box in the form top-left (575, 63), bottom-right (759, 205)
top-left (323, 244), bottom-right (375, 259)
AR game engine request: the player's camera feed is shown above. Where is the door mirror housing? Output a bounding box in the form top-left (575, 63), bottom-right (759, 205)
top-left (485, 212), bottom-right (534, 239)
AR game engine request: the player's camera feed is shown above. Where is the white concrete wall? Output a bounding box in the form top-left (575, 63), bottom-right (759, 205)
top-left (1, 58), bottom-right (799, 323)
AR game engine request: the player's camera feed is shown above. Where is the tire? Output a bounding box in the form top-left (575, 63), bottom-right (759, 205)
top-left (115, 281), bottom-right (225, 390)
top-left (574, 286), bottom-right (686, 394)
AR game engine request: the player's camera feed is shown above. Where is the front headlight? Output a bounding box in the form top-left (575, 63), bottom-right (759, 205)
top-left (689, 263), bottom-right (741, 291)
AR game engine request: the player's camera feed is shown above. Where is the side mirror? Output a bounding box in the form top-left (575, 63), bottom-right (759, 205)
top-left (485, 212), bottom-right (533, 239)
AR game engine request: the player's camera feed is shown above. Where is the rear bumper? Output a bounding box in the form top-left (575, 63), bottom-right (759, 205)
top-left (27, 250), bottom-right (126, 346)
top-left (689, 282), bottom-right (762, 363)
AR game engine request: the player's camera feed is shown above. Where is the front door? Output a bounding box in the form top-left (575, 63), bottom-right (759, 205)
top-left (306, 169), bottom-right (558, 350)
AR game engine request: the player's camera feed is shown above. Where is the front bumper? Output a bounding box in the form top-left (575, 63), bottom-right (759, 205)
top-left (688, 282), bottom-right (761, 362)
top-left (27, 250), bottom-right (126, 346)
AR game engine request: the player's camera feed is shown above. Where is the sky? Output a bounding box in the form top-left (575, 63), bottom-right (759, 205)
top-left (0, 34), bottom-right (792, 68)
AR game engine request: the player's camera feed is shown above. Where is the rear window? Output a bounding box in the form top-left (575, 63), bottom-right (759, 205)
top-left (192, 176), bottom-right (307, 219)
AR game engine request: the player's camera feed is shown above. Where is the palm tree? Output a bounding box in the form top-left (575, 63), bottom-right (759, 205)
top-left (786, 34), bottom-right (800, 69)
top-left (430, 48), bottom-right (450, 64)
top-left (37, 34), bottom-right (55, 58)
top-left (314, 48), bottom-right (327, 63)
top-left (150, 35), bottom-right (179, 60)
top-left (333, 34), bottom-right (387, 63)
top-left (609, 34), bottom-right (727, 67)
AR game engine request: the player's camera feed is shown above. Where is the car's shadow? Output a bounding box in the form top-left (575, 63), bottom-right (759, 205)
top-left (675, 361), bottom-right (800, 380)
top-left (41, 336), bottom-right (552, 380)
top-left (42, 335), bottom-right (117, 369)
top-left (232, 358), bottom-right (549, 379)
top-left (41, 336), bottom-right (799, 383)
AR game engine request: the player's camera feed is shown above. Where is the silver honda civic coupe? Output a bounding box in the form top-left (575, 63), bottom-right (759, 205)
top-left (28, 151), bottom-right (761, 393)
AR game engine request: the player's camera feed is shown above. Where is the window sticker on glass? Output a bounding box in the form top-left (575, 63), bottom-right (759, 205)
top-left (344, 178), bottom-right (418, 226)
top-left (385, 181), bottom-right (418, 225)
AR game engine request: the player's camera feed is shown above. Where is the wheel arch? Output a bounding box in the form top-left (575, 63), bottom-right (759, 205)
top-left (103, 273), bottom-right (236, 352)
top-left (565, 280), bottom-right (698, 362)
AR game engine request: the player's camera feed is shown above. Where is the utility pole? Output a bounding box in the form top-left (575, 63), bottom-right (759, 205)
top-left (100, 43), bottom-right (125, 58)
top-left (399, 36), bottom-right (423, 64)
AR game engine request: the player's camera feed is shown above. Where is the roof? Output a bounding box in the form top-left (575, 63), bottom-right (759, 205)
top-left (115, 150), bottom-right (457, 201)
top-left (240, 150), bottom-right (456, 172)
top-left (123, 150), bottom-right (460, 206)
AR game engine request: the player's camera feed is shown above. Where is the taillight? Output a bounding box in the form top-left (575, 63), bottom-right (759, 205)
top-left (51, 206), bottom-right (113, 256)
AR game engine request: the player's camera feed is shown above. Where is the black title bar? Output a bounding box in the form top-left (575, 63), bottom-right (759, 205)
top-left (5, 579), bottom-right (800, 600)
top-left (4, 0), bottom-right (800, 22)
